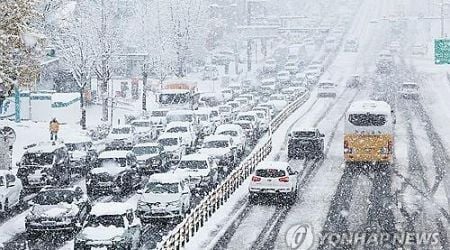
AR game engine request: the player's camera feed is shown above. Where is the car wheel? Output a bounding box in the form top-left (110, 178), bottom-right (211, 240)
top-left (3, 199), bottom-right (9, 215)
top-left (249, 195), bottom-right (257, 205)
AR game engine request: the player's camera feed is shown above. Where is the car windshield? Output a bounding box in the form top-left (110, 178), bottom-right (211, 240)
top-left (203, 140), bottom-right (229, 148)
top-left (270, 95), bottom-right (284, 101)
top-left (151, 110), bottom-right (168, 117)
top-left (237, 123), bottom-right (251, 129)
top-left (145, 182), bottom-right (179, 194)
top-left (167, 114), bottom-right (193, 123)
top-left (319, 82), bottom-right (334, 87)
top-left (86, 214), bottom-right (125, 228)
top-left (33, 190), bottom-right (75, 205)
top-left (218, 131), bottom-right (238, 137)
top-left (256, 113), bottom-right (265, 119)
top-left (292, 131), bottom-right (316, 137)
top-left (22, 153), bottom-right (54, 165)
top-left (219, 106), bottom-right (231, 112)
top-left (238, 115), bottom-right (255, 121)
top-left (159, 93), bottom-right (189, 104)
top-left (402, 84), bottom-right (418, 90)
top-left (178, 160), bottom-right (208, 169)
top-left (132, 121), bottom-right (151, 127)
top-left (256, 169), bottom-right (286, 178)
top-left (348, 114), bottom-right (387, 126)
top-left (100, 158), bottom-right (127, 168)
top-left (112, 127), bottom-right (131, 134)
top-left (65, 142), bottom-right (90, 151)
top-left (166, 126), bottom-right (188, 133)
top-left (159, 138), bottom-right (178, 146)
top-left (132, 146), bottom-right (159, 156)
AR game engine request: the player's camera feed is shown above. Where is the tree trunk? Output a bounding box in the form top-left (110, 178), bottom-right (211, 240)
top-left (101, 79), bottom-right (108, 121)
top-left (80, 87), bottom-right (86, 130)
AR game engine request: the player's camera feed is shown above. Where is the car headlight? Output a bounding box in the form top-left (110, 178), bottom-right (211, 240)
top-left (112, 236), bottom-right (126, 245)
top-left (167, 200), bottom-right (181, 207)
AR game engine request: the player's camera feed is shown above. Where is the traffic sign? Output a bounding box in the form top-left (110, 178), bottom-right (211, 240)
top-left (435, 39), bottom-right (450, 64)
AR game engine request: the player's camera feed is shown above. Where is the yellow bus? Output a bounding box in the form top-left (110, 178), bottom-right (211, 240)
top-left (344, 100), bottom-right (394, 165)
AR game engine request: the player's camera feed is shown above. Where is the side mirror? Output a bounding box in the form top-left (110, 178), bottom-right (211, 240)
top-left (137, 190), bottom-right (143, 195)
top-left (28, 200), bottom-right (35, 206)
top-left (320, 133), bottom-right (325, 137)
top-left (182, 190), bottom-right (189, 195)
top-left (7, 182), bottom-right (15, 188)
top-left (288, 133), bottom-right (292, 137)
top-left (16, 162), bottom-right (20, 167)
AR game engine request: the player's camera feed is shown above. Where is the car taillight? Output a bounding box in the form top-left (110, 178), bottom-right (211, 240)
top-left (279, 176), bottom-right (289, 182)
top-left (344, 140), bottom-right (352, 154)
top-left (252, 176), bottom-right (261, 182)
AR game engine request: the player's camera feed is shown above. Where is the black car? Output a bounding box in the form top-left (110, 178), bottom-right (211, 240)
top-left (25, 186), bottom-right (91, 237)
top-left (17, 142), bottom-right (71, 193)
top-left (288, 128), bottom-right (325, 159)
top-left (86, 150), bottom-right (142, 196)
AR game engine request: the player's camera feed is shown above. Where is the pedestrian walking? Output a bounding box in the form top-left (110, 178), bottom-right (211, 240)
top-left (49, 118), bottom-right (60, 141)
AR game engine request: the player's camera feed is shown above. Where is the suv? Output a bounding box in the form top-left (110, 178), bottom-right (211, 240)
top-left (131, 119), bottom-right (157, 143)
top-left (288, 128), bottom-right (325, 159)
top-left (249, 161), bottom-right (298, 204)
top-left (164, 122), bottom-right (198, 151)
top-left (74, 202), bottom-right (142, 250)
top-left (105, 125), bottom-right (137, 150)
top-left (17, 142), bottom-right (71, 193)
top-left (399, 82), bottom-right (419, 99)
top-left (214, 124), bottom-right (247, 156)
top-left (147, 109), bottom-right (169, 136)
top-left (64, 136), bottom-right (99, 175)
top-left (136, 173), bottom-right (191, 222)
top-left (158, 133), bottom-right (185, 163)
top-left (0, 170), bottom-right (23, 215)
top-left (86, 150), bottom-right (141, 196)
top-left (132, 143), bottom-right (169, 175)
top-left (174, 154), bottom-right (219, 193)
top-left (198, 135), bottom-right (238, 171)
top-left (25, 186), bottom-right (91, 237)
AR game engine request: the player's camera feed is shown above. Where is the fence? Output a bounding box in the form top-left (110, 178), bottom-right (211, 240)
top-left (158, 90), bottom-right (311, 249)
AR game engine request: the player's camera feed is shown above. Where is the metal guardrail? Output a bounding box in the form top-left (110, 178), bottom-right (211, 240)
top-left (158, 90), bottom-right (310, 249)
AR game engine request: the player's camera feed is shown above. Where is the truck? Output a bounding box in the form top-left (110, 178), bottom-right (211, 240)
top-left (156, 80), bottom-right (199, 110)
top-left (287, 128), bottom-right (325, 159)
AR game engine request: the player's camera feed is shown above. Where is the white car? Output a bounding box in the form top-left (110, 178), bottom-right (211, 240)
top-left (399, 82), bottom-right (419, 99)
top-left (195, 109), bottom-right (215, 137)
top-left (277, 70), bottom-right (291, 84)
top-left (260, 78), bottom-right (278, 95)
top-left (164, 121), bottom-right (197, 149)
top-left (284, 61), bottom-right (299, 74)
top-left (174, 154), bottom-right (219, 192)
top-left (74, 202), bottom-right (141, 250)
top-left (248, 161), bottom-right (299, 204)
top-left (218, 105), bottom-right (235, 122)
top-left (262, 58), bottom-right (277, 73)
top-left (253, 105), bottom-right (273, 120)
top-left (198, 135), bottom-right (238, 168)
top-left (214, 124), bottom-right (247, 155)
top-left (292, 73), bottom-right (306, 86)
top-left (234, 97), bottom-right (252, 112)
top-left (158, 133), bottom-right (185, 161)
top-left (0, 170), bottom-right (23, 215)
top-left (147, 109), bottom-right (169, 135)
top-left (317, 80), bottom-right (337, 97)
top-left (252, 110), bottom-right (270, 132)
top-left (221, 88), bottom-right (234, 102)
top-left (233, 120), bottom-right (256, 140)
top-left (236, 111), bottom-right (260, 133)
top-left (131, 119), bottom-right (157, 142)
top-left (136, 173), bottom-right (191, 221)
top-left (132, 143), bottom-right (167, 174)
top-left (268, 94), bottom-right (289, 112)
top-left (239, 94), bottom-right (257, 107)
top-left (106, 125), bottom-right (137, 149)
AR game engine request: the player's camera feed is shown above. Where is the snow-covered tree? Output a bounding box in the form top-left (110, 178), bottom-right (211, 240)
top-left (0, 0), bottom-right (43, 90)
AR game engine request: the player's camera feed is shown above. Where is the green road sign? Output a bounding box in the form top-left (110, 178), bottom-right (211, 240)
top-left (435, 39), bottom-right (450, 64)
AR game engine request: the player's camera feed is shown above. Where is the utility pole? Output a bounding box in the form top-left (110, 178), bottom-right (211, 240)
top-left (142, 62), bottom-right (148, 112)
top-left (441, 0), bottom-right (445, 37)
top-left (246, 0), bottom-right (252, 71)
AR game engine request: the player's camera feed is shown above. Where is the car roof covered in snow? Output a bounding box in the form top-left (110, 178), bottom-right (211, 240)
top-left (237, 111), bottom-right (258, 117)
top-left (25, 142), bottom-right (65, 154)
top-left (203, 134), bottom-right (231, 142)
top-left (256, 161), bottom-right (289, 170)
top-left (180, 153), bottom-right (210, 162)
top-left (261, 78), bottom-right (276, 83)
top-left (63, 135), bottom-right (92, 144)
top-left (98, 150), bottom-right (131, 159)
top-left (148, 173), bottom-right (182, 184)
top-left (194, 109), bottom-right (212, 115)
top-left (91, 202), bottom-right (133, 216)
top-left (347, 100), bottom-right (391, 115)
top-left (167, 110), bottom-right (194, 116)
top-left (215, 124), bottom-right (243, 133)
top-left (291, 127), bottom-right (317, 133)
top-left (111, 125), bottom-right (133, 129)
top-left (166, 121), bottom-right (191, 128)
top-left (401, 81), bottom-right (418, 86)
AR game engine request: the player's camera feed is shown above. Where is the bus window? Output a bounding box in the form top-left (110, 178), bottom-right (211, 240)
top-left (348, 114), bottom-right (386, 126)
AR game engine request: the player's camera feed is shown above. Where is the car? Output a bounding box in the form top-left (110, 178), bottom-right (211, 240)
top-left (252, 110), bottom-right (270, 132)
top-left (221, 88), bottom-right (234, 102)
top-left (389, 41), bottom-right (401, 53)
top-left (74, 202), bottom-right (142, 250)
top-left (214, 124), bottom-right (247, 156)
top-left (376, 50), bottom-right (395, 73)
top-left (64, 136), bottom-right (99, 175)
top-left (195, 109), bottom-right (216, 138)
top-left (17, 142), bottom-right (71, 193)
top-left (317, 80), bottom-right (337, 97)
top-left (268, 94), bottom-right (289, 112)
top-left (248, 161), bottom-right (299, 204)
top-left (234, 97), bottom-right (252, 112)
top-left (166, 110), bottom-right (197, 125)
top-left (324, 36), bottom-right (338, 51)
top-left (344, 39), bottom-right (359, 52)
top-left (132, 143), bottom-right (169, 175)
top-left (346, 74), bottom-right (362, 88)
top-left (131, 119), bottom-right (157, 142)
top-left (288, 128), bottom-right (325, 159)
top-left (25, 186), bottom-right (91, 236)
top-left (198, 135), bottom-right (238, 170)
top-left (399, 82), bottom-right (419, 99)
top-left (147, 109), bottom-right (169, 136)
top-left (260, 78), bottom-right (278, 96)
top-left (218, 104), bottom-right (235, 122)
top-left (174, 154), bottom-right (219, 193)
top-left (291, 73), bottom-right (306, 86)
top-left (86, 150), bottom-right (141, 196)
top-left (233, 120), bottom-right (256, 142)
top-left (158, 133), bottom-right (185, 162)
top-left (236, 111), bottom-right (261, 134)
top-left (262, 58), bottom-right (277, 73)
top-left (136, 173), bottom-right (191, 222)
top-left (226, 101), bottom-right (240, 114)
top-left (277, 70), bottom-right (291, 84)
top-left (239, 94), bottom-right (257, 107)
top-left (202, 65), bottom-right (219, 80)
top-left (199, 92), bottom-right (222, 107)
top-left (253, 105), bottom-right (273, 120)
top-left (211, 48), bottom-right (234, 65)
top-left (105, 125), bottom-right (137, 150)
top-left (0, 170), bottom-right (23, 216)
top-left (164, 121), bottom-right (198, 150)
